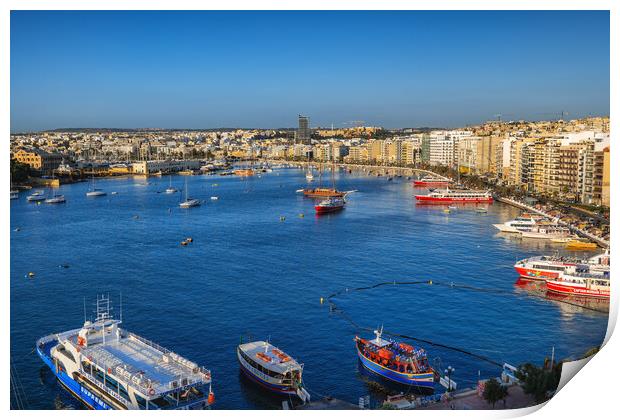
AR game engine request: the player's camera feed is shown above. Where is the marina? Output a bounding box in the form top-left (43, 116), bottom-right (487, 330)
top-left (10, 167), bottom-right (608, 409)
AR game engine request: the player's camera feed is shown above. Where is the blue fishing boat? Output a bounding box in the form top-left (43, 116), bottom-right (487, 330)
top-left (355, 328), bottom-right (436, 389)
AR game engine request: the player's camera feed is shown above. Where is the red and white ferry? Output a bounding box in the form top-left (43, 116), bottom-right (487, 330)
top-left (415, 189), bottom-right (493, 203)
top-left (315, 197), bottom-right (345, 214)
top-left (546, 266), bottom-right (610, 298)
top-left (514, 251), bottom-right (609, 281)
top-left (413, 176), bottom-right (451, 188)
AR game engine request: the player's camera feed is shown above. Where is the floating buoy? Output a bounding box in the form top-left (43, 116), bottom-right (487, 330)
top-left (320, 297), bottom-right (324, 304)
top-left (428, 280), bottom-right (433, 285)
top-left (299, 213), bottom-right (304, 218)
top-left (207, 391), bottom-right (215, 405)
top-left (186, 237), bottom-right (193, 243)
top-left (27, 272), bottom-right (35, 278)
top-left (59, 264), bottom-right (70, 269)
top-left (280, 216), bottom-right (286, 222)
top-left (14, 227), bottom-right (20, 232)
top-left (181, 241), bottom-right (188, 246)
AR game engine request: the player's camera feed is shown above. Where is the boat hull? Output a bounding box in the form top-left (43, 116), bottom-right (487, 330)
top-left (315, 204), bottom-right (344, 214)
top-left (237, 350), bottom-right (299, 397)
top-left (514, 265), bottom-right (562, 281)
top-left (355, 347), bottom-right (434, 389)
top-left (413, 181), bottom-right (450, 187)
top-left (303, 189), bottom-right (346, 198)
top-left (545, 279), bottom-right (610, 298)
top-left (37, 339), bottom-right (111, 410)
top-left (415, 196), bottom-right (493, 203)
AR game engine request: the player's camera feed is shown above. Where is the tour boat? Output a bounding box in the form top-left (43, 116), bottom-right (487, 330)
top-left (237, 341), bottom-right (310, 402)
top-left (413, 176), bottom-right (451, 188)
top-left (546, 266), bottom-right (610, 298)
top-left (27, 191), bottom-right (46, 202)
top-left (303, 188), bottom-right (346, 198)
top-left (36, 295), bottom-right (214, 410)
top-left (493, 215), bottom-right (545, 233)
top-left (514, 251), bottom-right (609, 281)
top-left (314, 197), bottom-right (345, 214)
top-left (45, 194), bottom-right (66, 204)
top-left (355, 328), bottom-right (435, 389)
top-left (415, 189), bottom-right (493, 203)
top-left (519, 225), bottom-right (571, 240)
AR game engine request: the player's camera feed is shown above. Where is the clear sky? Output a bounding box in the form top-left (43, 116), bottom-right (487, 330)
top-left (10, 10), bottom-right (609, 132)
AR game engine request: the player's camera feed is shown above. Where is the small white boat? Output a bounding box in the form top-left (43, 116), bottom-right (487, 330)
top-left (179, 178), bottom-right (200, 208)
top-left (45, 194), bottom-right (66, 204)
top-left (27, 191), bottom-right (45, 202)
top-left (10, 192), bottom-right (19, 200)
top-left (210, 196), bottom-right (219, 200)
top-left (165, 175), bottom-right (178, 193)
top-left (86, 189), bottom-right (107, 197)
top-left (86, 175), bottom-right (106, 197)
top-left (180, 198), bottom-right (201, 208)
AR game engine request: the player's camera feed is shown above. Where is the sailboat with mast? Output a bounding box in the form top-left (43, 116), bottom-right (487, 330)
top-left (305, 150), bottom-right (314, 181)
top-left (165, 175), bottom-right (178, 194)
top-left (86, 173), bottom-right (106, 197)
top-left (302, 154), bottom-right (345, 198)
top-left (179, 178), bottom-right (200, 208)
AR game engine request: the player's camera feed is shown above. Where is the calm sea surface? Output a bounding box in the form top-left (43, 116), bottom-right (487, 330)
top-left (10, 168), bottom-right (608, 409)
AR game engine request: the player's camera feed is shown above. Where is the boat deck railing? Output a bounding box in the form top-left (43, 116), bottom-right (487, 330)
top-left (80, 369), bottom-right (132, 408)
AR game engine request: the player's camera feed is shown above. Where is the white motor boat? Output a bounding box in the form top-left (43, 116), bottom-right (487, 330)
top-left (45, 194), bottom-right (66, 204)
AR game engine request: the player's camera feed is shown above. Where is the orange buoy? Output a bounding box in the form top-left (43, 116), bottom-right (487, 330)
top-left (207, 392), bottom-right (215, 405)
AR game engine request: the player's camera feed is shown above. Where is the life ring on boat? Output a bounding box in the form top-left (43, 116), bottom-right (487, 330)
top-left (148, 388), bottom-right (155, 396)
top-left (108, 368), bottom-right (112, 374)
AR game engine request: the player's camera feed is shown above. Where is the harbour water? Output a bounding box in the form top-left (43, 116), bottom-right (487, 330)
top-left (10, 168), bottom-right (608, 409)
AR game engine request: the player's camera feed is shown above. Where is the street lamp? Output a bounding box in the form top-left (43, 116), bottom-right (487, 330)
top-left (445, 366), bottom-right (455, 392)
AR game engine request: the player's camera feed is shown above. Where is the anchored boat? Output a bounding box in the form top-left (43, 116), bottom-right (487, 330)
top-left (36, 295), bottom-right (214, 410)
top-left (415, 189), bottom-right (493, 203)
top-left (355, 328), bottom-right (435, 389)
top-left (315, 197), bottom-right (345, 214)
top-left (413, 176), bottom-right (451, 188)
top-left (237, 341), bottom-right (310, 402)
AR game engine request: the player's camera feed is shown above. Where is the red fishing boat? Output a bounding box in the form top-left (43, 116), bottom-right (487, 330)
top-left (315, 197), bottom-right (345, 214)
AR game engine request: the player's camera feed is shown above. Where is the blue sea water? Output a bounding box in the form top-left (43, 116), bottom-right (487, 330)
top-left (10, 168), bottom-right (608, 409)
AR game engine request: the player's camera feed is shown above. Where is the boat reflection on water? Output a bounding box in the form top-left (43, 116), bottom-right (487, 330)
top-left (514, 278), bottom-right (609, 314)
top-left (356, 360), bottom-right (435, 398)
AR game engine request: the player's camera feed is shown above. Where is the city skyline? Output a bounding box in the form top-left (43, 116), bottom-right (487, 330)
top-left (11, 10), bottom-right (610, 132)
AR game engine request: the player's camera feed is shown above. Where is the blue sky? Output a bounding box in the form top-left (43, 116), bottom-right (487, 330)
top-left (10, 11), bottom-right (609, 132)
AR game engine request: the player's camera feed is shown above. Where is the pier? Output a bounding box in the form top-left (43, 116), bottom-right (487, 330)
top-left (495, 196), bottom-right (609, 248)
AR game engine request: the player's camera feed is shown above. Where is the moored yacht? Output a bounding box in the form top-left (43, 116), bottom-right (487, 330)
top-left (36, 295), bottom-right (214, 410)
top-left (27, 190), bottom-right (46, 202)
top-left (514, 251), bottom-right (609, 281)
top-left (237, 341), bottom-right (310, 402)
top-left (493, 215), bottom-right (545, 233)
top-left (520, 225), bottom-right (571, 240)
top-left (413, 176), bottom-right (451, 188)
top-left (45, 194), bottom-right (66, 204)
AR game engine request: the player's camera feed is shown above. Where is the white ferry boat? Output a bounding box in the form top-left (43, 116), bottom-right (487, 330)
top-left (36, 295), bottom-right (214, 410)
top-left (415, 189), bottom-right (493, 203)
top-left (520, 225), bottom-right (571, 240)
top-left (493, 214), bottom-right (545, 233)
top-left (237, 341), bottom-right (310, 402)
top-left (546, 265), bottom-right (610, 298)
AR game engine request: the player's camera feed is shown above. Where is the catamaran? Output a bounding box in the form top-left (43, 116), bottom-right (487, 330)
top-left (36, 295), bottom-right (214, 410)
